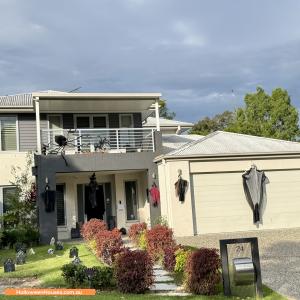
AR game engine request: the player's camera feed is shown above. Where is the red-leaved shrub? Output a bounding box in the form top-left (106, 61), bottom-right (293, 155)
top-left (80, 219), bottom-right (107, 241)
top-left (128, 222), bottom-right (147, 245)
top-left (115, 250), bottom-right (154, 293)
top-left (146, 224), bottom-right (176, 261)
top-left (185, 248), bottom-right (221, 295)
top-left (95, 228), bottom-right (123, 265)
top-left (163, 245), bottom-right (181, 272)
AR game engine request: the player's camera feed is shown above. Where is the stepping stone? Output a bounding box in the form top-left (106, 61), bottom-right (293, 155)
top-left (150, 283), bottom-right (178, 292)
top-left (154, 269), bottom-right (169, 276)
top-left (153, 264), bottom-right (161, 270)
top-left (155, 275), bottom-right (174, 282)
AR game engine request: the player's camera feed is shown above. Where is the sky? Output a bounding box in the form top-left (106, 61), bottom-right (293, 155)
top-left (1, 0), bottom-right (300, 122)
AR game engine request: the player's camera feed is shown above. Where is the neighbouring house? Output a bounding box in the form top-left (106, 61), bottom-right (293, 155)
top-left (0, 91), bottom-right (163, 243)
top-left (143, 116), bottom-right (194, 135)
top-left (156, 131), bottom-right (300, 237)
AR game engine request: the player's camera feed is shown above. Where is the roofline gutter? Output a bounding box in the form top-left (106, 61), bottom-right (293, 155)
top-left (32, 92), bottom-right (162, 100)
top-left (154, 151), bottom-right (300, 163)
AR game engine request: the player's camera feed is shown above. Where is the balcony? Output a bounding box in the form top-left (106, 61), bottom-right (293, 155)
top-left (41, 128), bottom-right (156, 154)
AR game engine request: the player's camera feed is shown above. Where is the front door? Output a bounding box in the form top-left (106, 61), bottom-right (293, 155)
top-left (84, 184), bottom-right (105, 221)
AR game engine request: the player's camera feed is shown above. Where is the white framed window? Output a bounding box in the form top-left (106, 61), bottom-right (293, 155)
top-left (0, 116), bottom-right (18, 151)
top-left (124, 180), bottom-right (138, 221)
top-left (74, 114), bottom-right (108, 129)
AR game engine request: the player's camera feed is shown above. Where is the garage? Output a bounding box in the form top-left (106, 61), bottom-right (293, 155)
top-left (191, 170), bottom-right (300, 235)
top-left (156, 131), bottom-right (300, 237)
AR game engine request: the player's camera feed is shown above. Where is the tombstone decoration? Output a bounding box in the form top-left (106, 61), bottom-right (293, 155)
top-left (72, 256), bottom-right (81, 265)
top-left (16, 250), bottom-right (26, 265)
top-left (55, 241), bottom-right (64, 251)
top-left (69, 246), bottom-right (79, 258)
top-left (50, 237), bottom-right (55, 246)
top-left (28, 248), bottom-right (36, 255)
top-left (4, 258), bottom-right (15, 273)
top-left (219, 237), bottom-right (263, 299)
top-left (85, 268), bottom-right (96, 288)
top-left (48, 248), bottom-right (54, 255)
top-left (15, 242), bottom-right (27, 254)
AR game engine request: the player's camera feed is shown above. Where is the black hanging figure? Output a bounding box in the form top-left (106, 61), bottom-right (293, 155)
top-left (175, 174), bottom-right (188, 202)
top-left (89, 173), bottom-right (98, 208)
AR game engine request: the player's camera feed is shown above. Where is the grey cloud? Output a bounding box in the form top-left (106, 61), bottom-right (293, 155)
top-left (0, 0), bottom-right (300, 122)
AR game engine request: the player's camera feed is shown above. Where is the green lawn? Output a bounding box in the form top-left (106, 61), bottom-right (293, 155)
top-left (0, 243), bottom-right (103, 287)
top-left (0, 244), bottom-right (287, 299)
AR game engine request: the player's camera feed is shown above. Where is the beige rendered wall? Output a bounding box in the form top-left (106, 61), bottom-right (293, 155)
top-left (158, 160), bottom-right (194, 236)
top-left (160, 156), bottom-right (300, 237)
top-left (0, 152), bottom-right (29, 186)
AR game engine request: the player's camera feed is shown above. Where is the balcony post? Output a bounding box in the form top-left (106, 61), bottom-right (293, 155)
top-left (34, 97), bottom-right (41, 154)
top-left (155, 98), bottom-right (160, 131)
top-left (116, 129), bottom-right (119, 150)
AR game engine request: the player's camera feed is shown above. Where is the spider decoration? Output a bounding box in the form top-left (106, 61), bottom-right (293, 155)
top-left (42, 130), bottom-right (84, 166)
top-left (94, 136), bottom-right (111, 152)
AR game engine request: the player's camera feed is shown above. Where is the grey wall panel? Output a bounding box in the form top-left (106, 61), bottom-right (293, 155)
top-left (133, 113), bottom-right (142, 128)
top-left (18, 113), bottom-right (47, 152)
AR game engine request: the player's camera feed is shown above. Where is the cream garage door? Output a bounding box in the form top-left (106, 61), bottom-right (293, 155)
top-left (191, 170), bottom-right (300, 234)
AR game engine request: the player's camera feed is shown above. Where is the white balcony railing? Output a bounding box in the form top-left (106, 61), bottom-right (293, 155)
top-left (41, 128), bottom-right (156, 154)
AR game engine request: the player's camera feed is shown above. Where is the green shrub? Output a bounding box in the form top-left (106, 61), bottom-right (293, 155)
top-left (174, 248), bottom-right (191, 273)
top-left (61, 263), bottom-right (87, 288)
top-left (90, 266), bottom-right (115, 289)
top-left (138, 230), bottom-right (147, 250)
top-left (0, 227), bottom-right (39, 248)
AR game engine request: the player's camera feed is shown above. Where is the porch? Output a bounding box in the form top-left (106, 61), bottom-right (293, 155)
top-left (55, 170), bottom-right (150, 240)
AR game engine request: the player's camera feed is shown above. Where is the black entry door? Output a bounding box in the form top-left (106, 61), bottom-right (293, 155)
top-left (84, 185), bottom-right (105, 221)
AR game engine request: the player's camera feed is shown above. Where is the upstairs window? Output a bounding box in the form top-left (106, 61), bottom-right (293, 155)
top-left (0, 117), bottom-right (17, 151)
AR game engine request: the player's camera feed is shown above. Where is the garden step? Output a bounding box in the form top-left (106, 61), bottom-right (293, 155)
top-left (153, 264), bottom-right (161, 270)
top-left (150, 283), bottom-right (178, 292)
top-left (154, 275), bottom-right (174, 282)
top-left (153, 269), bottom-right (169, 276)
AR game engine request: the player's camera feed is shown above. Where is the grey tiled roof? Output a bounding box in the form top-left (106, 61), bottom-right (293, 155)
top-left (162, 134), bottom-right (204, 153)
top-left (167, 131), bottom-right (300, 156)
top-left (0, 93), bottom-right (33, 107)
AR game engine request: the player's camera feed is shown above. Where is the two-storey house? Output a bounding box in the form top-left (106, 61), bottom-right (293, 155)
top-left (0, 91), bottom-right (162, 243)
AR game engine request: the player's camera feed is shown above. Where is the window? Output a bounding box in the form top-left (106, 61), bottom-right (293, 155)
top-left (0, 117), bottom-right (17, 151)
top-left (76, 116), bottom-right (90, 128)
top-left (56, 185), bottom-right (65, 226)
top-left (75, 115), bottom-right (108, 129)
top-left (125, 181), bottom-right (138, 221)
top-left (2, 187), bottom-right (17, 213)
top-left (0, 186), bottom-right (17, 228)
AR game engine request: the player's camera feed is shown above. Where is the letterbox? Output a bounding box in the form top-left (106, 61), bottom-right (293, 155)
top-left (232, 257), bottom-right (255, 285)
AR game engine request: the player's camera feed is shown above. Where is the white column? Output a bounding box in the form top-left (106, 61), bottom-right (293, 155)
top-left (34, 97), bottom-right (41, 154)
top-left (155, 98), bottom-right (160, 131)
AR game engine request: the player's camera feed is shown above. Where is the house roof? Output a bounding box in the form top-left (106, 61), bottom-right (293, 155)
top-left (162, 134), bottom-right (203, 153)
top-left (0, 93), bottom-right (33, 107)
top-left (0, 91), bottom-right (161, 112)
top-left (143, 117), bottom-right (194, 128)
top-left (158, 131), bottom-right (300, 160)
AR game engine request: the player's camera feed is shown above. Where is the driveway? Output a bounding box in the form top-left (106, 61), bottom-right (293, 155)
top-left (176, 228), bottom-right (300, 300)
